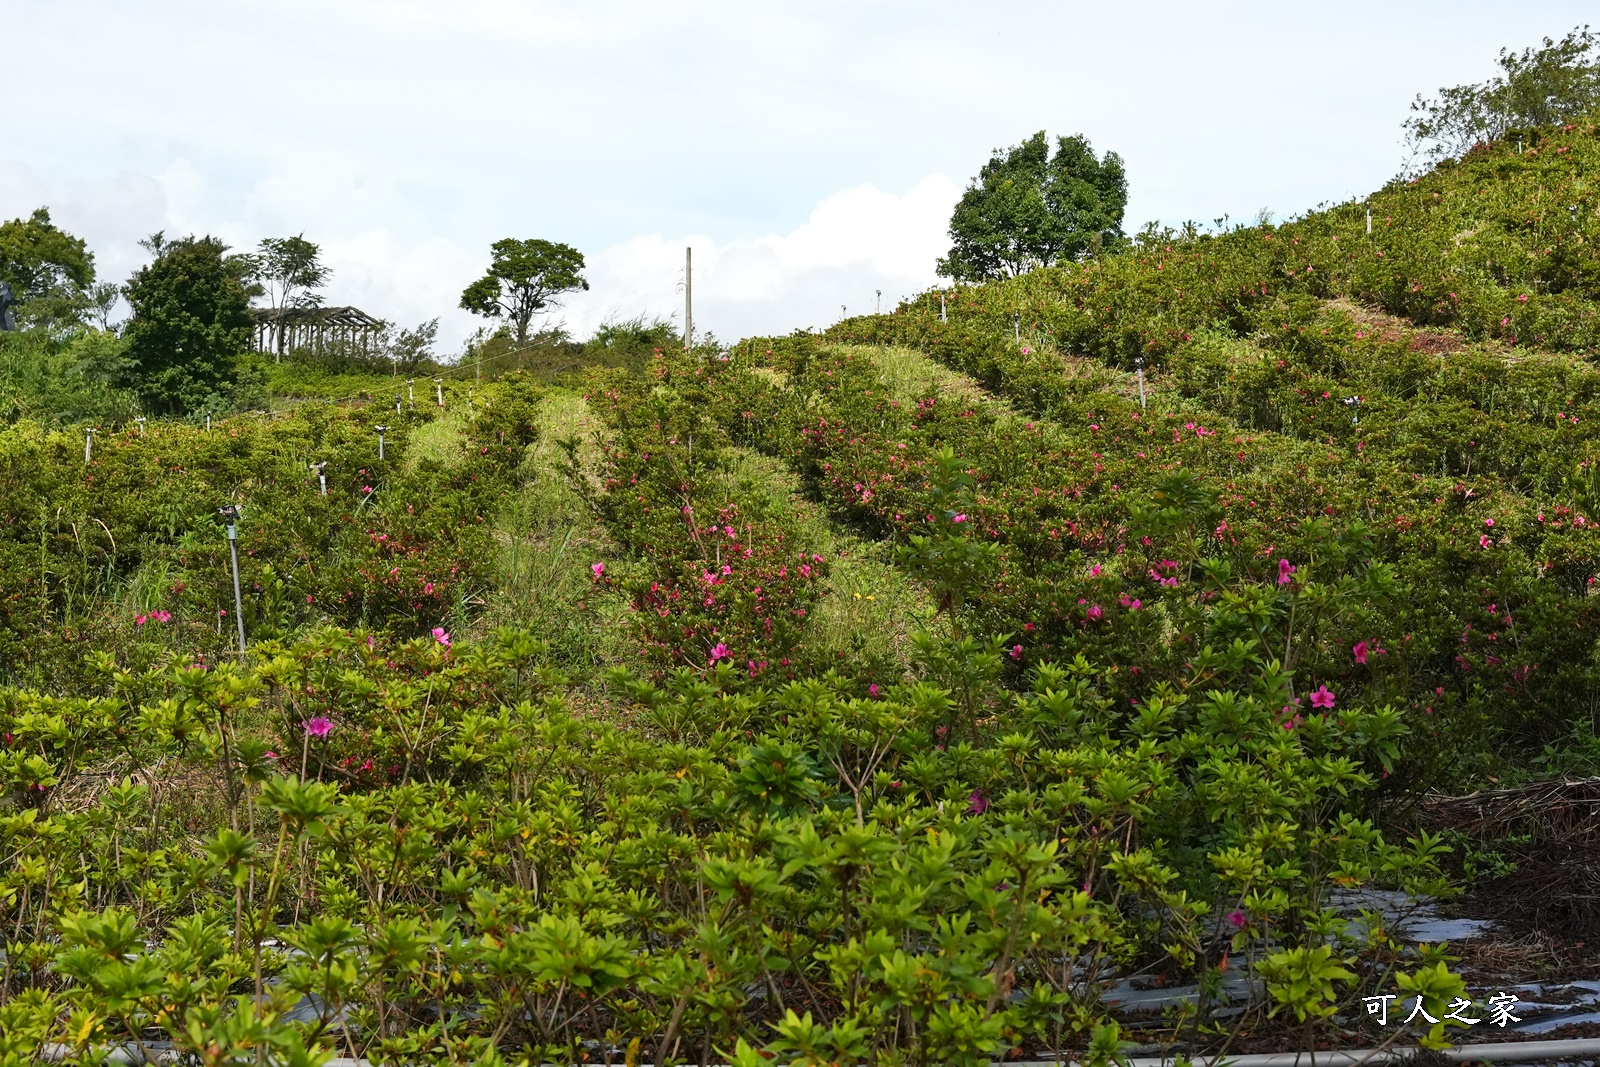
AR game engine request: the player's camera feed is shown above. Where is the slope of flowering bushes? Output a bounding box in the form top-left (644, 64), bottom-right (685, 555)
top-left (699, 338), bottom-right (1600, 781)
top-left (560, 369), bottom-right (854, 678)
top-left (0, 375), bottom-right (543, 690)
top-left (1, 623), bottom-right (1457, 1065)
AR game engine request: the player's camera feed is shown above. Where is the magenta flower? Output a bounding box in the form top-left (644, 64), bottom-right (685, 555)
top-left (432, 626), bottom-right (451, 648)
top-left (591, 562), bottom-right (605, 579)
top-left (1087, 604), bottom-right (1103, 620)
top-left (1227, 908), bottom-right (1246, 929)
top-left (303, 717), bottom-right (333, 738)
top-left (135, 614), bottom-right (147, 626)
top-left (1479, 534), bottom-right (1492, 549)
top-left (361, 485), bottom-right (373, 494)
top-left (966, 790), bottom-right (989, 815)
top-left (1484, 518), bottom-right (1495, 528)
top-left (868, 683), bottom-right (881, 697)
top-left (952, 513), bottom-right (967, 523)
top-left (1010, 644), bottom-right (1023, 660)
top-left (1089, 563), bottom-right (1102, 578)
top-left (1308, 685), bottom-right (1336, 710)
top-left (709, 642), bottom-right (730, 663)
top-left (1353, 640), bottom-right (1369, 665)
top-left (1277, 559), bottom-right (1296, 585)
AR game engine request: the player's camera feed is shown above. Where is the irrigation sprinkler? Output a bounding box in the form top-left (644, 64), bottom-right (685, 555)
top-left (1134, 357), bottom-right (1147, 411)
top-left (311, 460), bottom-right (328, 496)
top-left (84, 427), bottom-right (95, 463)
top-left (395, 395), bottom-right (402, 416)
top-left (875, 289), bottom-right (882, 315)
top-left (407, 379), bottom-right (415, 409)
top-left (218, 505), bottom-right (247, 658)
top-left (1572, 205), bottom-right (1581, 221)
top-left (433, 378), bottom-right (444, 407)
top-left (134, 417), bottom-right (146, 437)
top-left (375, 426), bottom-right (388, 460)
top-left (939, 292), bottom-right (947, 323)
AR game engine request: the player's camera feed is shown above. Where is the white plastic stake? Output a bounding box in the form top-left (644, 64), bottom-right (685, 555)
top-left (84, 427), bottom-right (95, 463)
top-left (219, 505), bottom-right (247, 658)
top-left (134, 417), bottom-right (146, 437)
top-left (434, 378), bottom-right (443, 407)
top-left (376, 426), bottom-right (388, 461)
top-left (939, 292), bottom-right (947, 323)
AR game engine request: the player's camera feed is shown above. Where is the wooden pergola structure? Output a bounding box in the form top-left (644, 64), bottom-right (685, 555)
top-left (253, 306), bottom-right (386, 358)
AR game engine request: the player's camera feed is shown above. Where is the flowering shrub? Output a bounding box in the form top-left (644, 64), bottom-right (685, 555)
top-left (0, 626), bottom-right (1442, 1063)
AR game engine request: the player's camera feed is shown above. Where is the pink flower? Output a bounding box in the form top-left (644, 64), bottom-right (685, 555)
top-left (1308, 685), bottom-right (1336, 710)
top-left (966, 790), bottom-right (989, 814)
top-left (1088, 564), bottom-right (1102, 578)
top-left (1479, 534), bottom-right (1492, 549)
top-left (1227, 908), bottom-right (1246, 929)
top-left (362, 485), bottom-right (373, 494)
top-left (1353, 640), bottom-right (1369, 665)
top-left (135, 614), bottom-right (147, 626)
top-left (591, 562), bottom-right (605, 579)
top-left (432, 626), bottom-right (451, 648)
top-left (423, 582), bottom-right (434, 595)
top-left (709, 642), bottom-right (730, 663)
top-left (868, 683), bottom-right (881, 697)
top-left (1277, 559), bottom-right (1296, 585)
top-left (303, 717), bottom-right (333, 738)
top-left (952, 513), bottom-right (967, 523)
top-left (1010, 644), bottom-right (1023, 660)
top-left (1087, 604), bottom-right (1103, 620)
top-left (1484, 518), bottom-right (1495, 528)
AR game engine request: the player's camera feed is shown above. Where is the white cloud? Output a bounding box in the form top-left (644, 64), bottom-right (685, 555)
top-left (559, 176), bottom-right (961, 343)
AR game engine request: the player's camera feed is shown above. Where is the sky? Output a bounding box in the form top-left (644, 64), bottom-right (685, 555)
top-left (1, 1), bottom-right (1593, 354)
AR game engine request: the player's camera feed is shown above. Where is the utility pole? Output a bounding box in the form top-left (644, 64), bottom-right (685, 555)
top-left (684, 247), bottom-right (693, 351)
top-left (219, 505), bottom-right (247, 659)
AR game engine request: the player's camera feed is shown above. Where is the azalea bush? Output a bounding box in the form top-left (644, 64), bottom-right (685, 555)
top-left (0, 375), bottom-right (542, 690)
top-left (0, 622), bottom-right (1447, 1065)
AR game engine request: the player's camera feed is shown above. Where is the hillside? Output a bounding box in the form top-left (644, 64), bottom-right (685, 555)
top-left (4, 122), bottom-right (1600, 1064)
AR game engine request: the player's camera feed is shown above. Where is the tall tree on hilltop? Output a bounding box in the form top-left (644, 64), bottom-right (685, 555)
top-left (122, 235), bottom-right (254, 415)
top-left (1407, 26), bottom-right (1600, 164)
top-left (938, 131), bottom-right (1128, 282)
top-left (0, 207), bottom-right (96, 330)
top-left (460, 238), bottom-right (588, 345)
top-left (251, 235), bottom-right (330, 359)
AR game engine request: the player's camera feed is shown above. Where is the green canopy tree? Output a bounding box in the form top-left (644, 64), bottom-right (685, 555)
top-left (0, 207), bottom-right (96, 329)
top-left (460, 238), bottom-right (588, 345)
top-left (122, 235), bottom-right (254, 415)
top-left (937, 132), bottom-right (1128, 282)
top-left (1406, 26), bottom-right (1600, 163)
